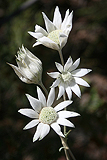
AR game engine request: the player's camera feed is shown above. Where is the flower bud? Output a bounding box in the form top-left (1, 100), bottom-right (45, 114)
top-left (8, 45), bottom-right (42, 84)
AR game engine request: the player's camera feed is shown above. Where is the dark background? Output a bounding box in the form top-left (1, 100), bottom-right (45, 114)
top-left (0, 0), bottom-right (107, 160)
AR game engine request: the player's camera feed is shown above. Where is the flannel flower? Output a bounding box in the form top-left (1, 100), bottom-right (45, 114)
top-left (28, 6), bottom-right (73, 51)
top-left (48, 57), bottom-right (92, 100)
top-left (18, 87), bottom-right (80, 142)
top-left (8, 45), bottom-right (42, 84)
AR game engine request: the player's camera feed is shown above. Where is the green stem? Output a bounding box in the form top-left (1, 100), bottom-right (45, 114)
top-left (39, 81), bottom-right (48, 96)
top-left (58, 49), bottom-right (76, 160)
top-left (60, 137), bottom-right (76, 160)
top-left (58, 49), bottom-right (67, 135)
top-left (60, 136), bottom-right (70, 160)
top-left (58, 49), bottom-right (64, 66)
top-left (63, 93), bottom-right (67, 134)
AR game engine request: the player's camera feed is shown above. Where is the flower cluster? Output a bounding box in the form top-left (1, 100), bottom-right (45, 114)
top-left (9, 6), bottom-right (92, 144)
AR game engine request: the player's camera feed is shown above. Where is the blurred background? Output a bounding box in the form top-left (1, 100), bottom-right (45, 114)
top-left (0, 0), bottom-right (107, 160)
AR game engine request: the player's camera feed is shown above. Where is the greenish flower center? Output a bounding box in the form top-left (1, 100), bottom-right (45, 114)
top-left (47, 30), bottom-right (62, 44)
top-left (39, 107), bottom-right (58, 125)
top-left (61, 72), bottom-right (72, 83)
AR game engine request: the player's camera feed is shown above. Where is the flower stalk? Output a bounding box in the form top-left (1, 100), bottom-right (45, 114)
top-left (58, 49), bottom-right (64, 66)
top-left (39, 81), bottom-right (48, 97)
top-left (60, 136), bottom-right (76, 160)
top-left (58, 49), bottom-right (76, 160)
top-left (58, 49), bottom-right (67, 135)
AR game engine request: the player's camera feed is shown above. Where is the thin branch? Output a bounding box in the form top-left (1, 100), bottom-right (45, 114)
top-left (58, 49), bottom-right (64, 66)
top-left (60, 136), bottom-right (76, 160)
top-left (39, 81), bottom-right (48, 97)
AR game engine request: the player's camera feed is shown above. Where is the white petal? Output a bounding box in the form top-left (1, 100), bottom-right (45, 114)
top-left (47, 88), bottom-right (55, 107)
top-left (71, 83), bottom-right (81, 98)
top-left (74, 77), bottom-right (90, 87)
top-left (61, 9), bottom-right (69, 31)
top-left (51, 122), bottom-right (64, 137)
top-left (64, 57), bottom-right (73, 72)
top-left (72, 69), bottom-right (92, 77)
top-left (69, 112), bottom-right (80, 117)
top-left (59, 33), bottom-right (68, 49)
top-left (37, 87), bottom-right (46, 107)
top-left (23, 119), bottom-right (39, 130)
top-left (69, 58), bottom-right (80, 72)
top-left (35, 25), bottom-right (48, 36)
top-left (47, 72), bottom-right (60, 78)
top-left (38, 36), bottom-right (59, 50)
top-left (57, 85), bottom-right (65, 100)
top-left (53, 6), bottom-right (62, 29)
top-left (33, 41), bottom-right (42, 47)
top-left (55, 62), bottom-right (63, 72)
top-left (28, 31), bottom-right (44, 39)
top-left (64, 11), bottom-right (73, 35)
top-left (66, 86), bottom-right (72, 100)
top-left (42, 12), bottom-right (56, 33)
top-left (39, 124), bottom-right (50, 140)
top-left (51, 79), bottom-right (60, 88)
top-left (16, 61), bottom-right (34, 81)
top-left (23, 47), bottom-right (41, 62)
top-left (57, 118), bottom-right (75, 127)
top-left (33, 123), bottom-right (43, 142)
top-left (58, 111), bottom-right (73, 118)
top-left (58, 111), bottom-right (80, 118)
top-left (26, 94), bottom-right (41, 112)
top-left (18, 109), bottom-right (39, 118)
top-left (54, 100), bottom-right (72, 112)
top-left (8, 63), bottom-right (32, 83)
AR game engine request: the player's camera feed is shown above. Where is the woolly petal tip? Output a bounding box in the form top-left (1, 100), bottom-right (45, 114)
top-left (57, 118), bottom-right (75, 128)
top-left (51, 123), bottom-right (64, 137)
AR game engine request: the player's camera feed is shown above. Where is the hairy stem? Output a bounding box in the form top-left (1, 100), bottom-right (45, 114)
top-left (58, 49), bottom-right (76, 160)
top-left (60, 136), bottom-right (70, 160)
top-left (60, 136), bottom-right (76, 160)
top-left (39, 81), bottom-right (48, 96)
top-left (58, 49), bottom-right (64, 66)
top-left (58, 49), bottom-right (67, 134)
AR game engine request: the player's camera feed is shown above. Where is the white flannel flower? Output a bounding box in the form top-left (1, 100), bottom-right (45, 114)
top-left (48, 57), bottom-right (92, 100)
top-left (8, 45), bottom-right (42, 84)
top-left (28, 6), bottom-right (73, 51)
top-left (18, 87), bottom-right (80, 142)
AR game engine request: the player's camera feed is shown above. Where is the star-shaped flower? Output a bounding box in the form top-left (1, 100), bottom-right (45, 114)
top-left (48, 57), bottom-right (92, 100)
top-left (28, 6), bottom-right (73, 51)
top-left (18, 87), bottom-right (80, 142)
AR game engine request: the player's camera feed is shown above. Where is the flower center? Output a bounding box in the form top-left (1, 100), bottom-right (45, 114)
top-left (61, 72), bottom-right (72, 83)
top-left (39, 107), bottom-right (58, 125)
top-left (47, 30), bottom-right (62, 44)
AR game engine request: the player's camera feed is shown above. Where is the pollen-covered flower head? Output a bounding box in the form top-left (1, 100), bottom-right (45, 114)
top-left (48, 57), bottom-right (92, 100)
top-left (8, 45), bottom-right (42, 84)
top-left (18, 87), bottom-right (80, 142)
top-left (28, 6), bottom-right (73, 51)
